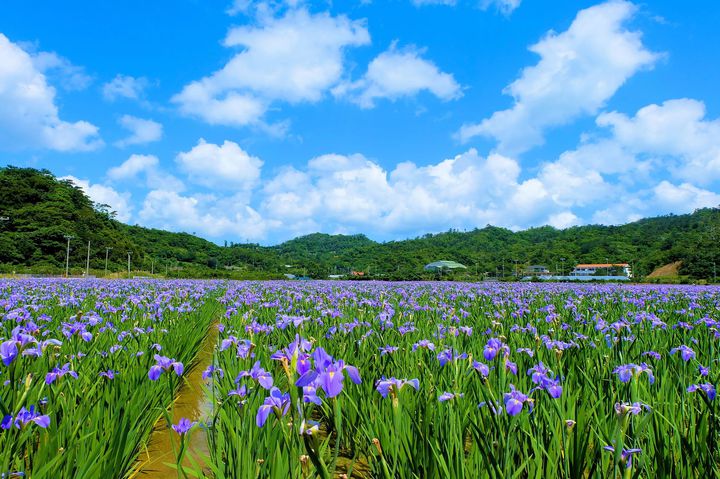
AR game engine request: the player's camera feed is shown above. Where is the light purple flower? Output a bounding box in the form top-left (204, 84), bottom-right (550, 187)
top-left (256, 387), bottom-right (290, 427)
top-left (438, 391), bottom-right (463, 402)
top-left (172, 417), bottom-right (197, 435)
top-left (148, 354), bottom-right (184, 381)
top-left (45, 363), bottom-right (78, 385)
top-left (375, 377), bottom-right (419, 398)
top-left (236, 361), bottom-right (273, 390)
top-left (503, 385), bottom-right (533, 416)
top-left (687, 383), bottom-right (716, 400)
top-left (603, 445), bottom-right (642, 468)
top-left (670, 345), bottom-right (696, 362)
top-left (1, 405), bottom-right (50, 429)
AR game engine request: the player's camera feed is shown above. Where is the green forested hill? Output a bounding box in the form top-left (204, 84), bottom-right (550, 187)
top-left (1, 166), bottom-right (718, 281)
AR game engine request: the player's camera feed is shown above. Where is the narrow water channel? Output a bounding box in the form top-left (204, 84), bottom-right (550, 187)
top-left (131, 323), bottom-right (218, 479)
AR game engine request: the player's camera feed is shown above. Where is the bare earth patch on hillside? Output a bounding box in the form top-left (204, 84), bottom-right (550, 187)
top-left (648, 261), bottom-right (682, 278)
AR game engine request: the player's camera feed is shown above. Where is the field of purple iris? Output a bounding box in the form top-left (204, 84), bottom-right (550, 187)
top-left (1, 279), bottom-right (719, 478)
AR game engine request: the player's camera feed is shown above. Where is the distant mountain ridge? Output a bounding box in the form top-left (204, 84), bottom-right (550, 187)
top-left (1, 165), bottom-right (718, 281)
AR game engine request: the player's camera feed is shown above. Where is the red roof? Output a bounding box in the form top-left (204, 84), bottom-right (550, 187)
top-left (575, 263), bottom-right (630, 268)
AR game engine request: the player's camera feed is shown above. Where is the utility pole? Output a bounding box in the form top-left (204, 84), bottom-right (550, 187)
top-left (151, 259), bottom-right (154, 275)
top-left (85, 240), bottom-right (91, 278)
top-left (64, 235), bottom-right (74, 277)
top-left (105, 247), bottom-right (112, 277)
top-left (127, 251), bottom-right (132, 278)
top-left (714, 262), bottom-right (717, 283)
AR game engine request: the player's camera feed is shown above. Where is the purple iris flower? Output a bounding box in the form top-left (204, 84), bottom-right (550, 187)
top-left (236, 361), bottom-right (273, 390)
top-left (99, 370), bottom-right (116, 380)
top-left (642, 351), bottom-right (661, 360)
top-left (603, 446), bottom-right (642, 468)
top-left (471, 360), bottom-right (490, 377)
top-left (412, 340), bottom-right (436, 352)
top-left (375, 377), bottom-right (420, 398)
top-left (699, 365), bottom-right (710, 377)
top-left (172, 418), bottom-right (197, 435)
top-left (379, 345), bottom-right (398, 355)
top-left (45, 363), bottom-right (78, 385)
top-left (483, 338), bottom-right (509, 361)
top-left (295, 347), bottom-right (361, 398)
top-left (22, 339), bottom-right (63, 359)
top-left (0, 341), bottom-right (18, 366)
top-left (503, 385), bottom-right (533, 416)
top-left (687, 383), bottom-right (716, 400)
top-left (540, 377), bottom-right (563, 398)
top-left (528, 362), bottom-right (551, 384)
top-left (614, 402), bottom-right (649, 416)
top-left (1, 405), bottom-right (50, 429)
top-left (438, 391), bottom-right (463, 402)
top-left (670, 345), bottom-right (696, 362)
top-left (256, 387), bottom-right (291, 427)
top-left (613, 363), bottom-right (655, 384)
top-left (202, 365), bottom-right (224, 381)
top-left (148, 354), bottom-right (184, 381)
top-left (302, 385), bottom-right (322, 405)
top-left (270, 334), bottom-right (313, 363)
top-left (437, 348), bottom-right (468, 366)
top-left (505, 359), bottom-right (518, 375)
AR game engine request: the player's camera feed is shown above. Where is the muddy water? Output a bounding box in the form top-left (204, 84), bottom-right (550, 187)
top-left (132, 324), bottom-right (218, 479)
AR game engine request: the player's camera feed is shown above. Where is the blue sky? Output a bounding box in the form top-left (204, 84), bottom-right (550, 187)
top-left (1, 0), bottom-right (719, 244)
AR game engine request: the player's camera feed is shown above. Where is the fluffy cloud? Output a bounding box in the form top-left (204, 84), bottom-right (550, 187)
top-left (597, 99), bottom-right (720, 184)
top-left (175, 139), bottom-right (263, 192)
top-left (480, 0), bottom-right (521, 15)
top-left (411, 0), bottom-right (521, 13)
top-left (107, 154), bottom-right (184, 191)
top-left (102, 74), bottom-right (150, 102)
top-left (61, 176), bottom-right (133, 222)
top-left (139, 190), bottom-right (271, 240)
top-left (653, 181), bottom-right (720, 213)
top-left (0, 34), bottom-right (102, 151)
top-left (258, 149), bottom-right (561, 238)
top-left (458, 0), bottom-right (658, 154)
top-left (334, 43), bottom-right (462, 108)
top-left (115, 115), bottom-right (163, 147)
top-left (30, 50), bottom-right (92, 91)
top-left (173, 8), bottom-right (369, 127)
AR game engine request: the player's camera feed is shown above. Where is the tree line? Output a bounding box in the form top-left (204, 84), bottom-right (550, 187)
top-left (1, 166), bottom-right (718, 281)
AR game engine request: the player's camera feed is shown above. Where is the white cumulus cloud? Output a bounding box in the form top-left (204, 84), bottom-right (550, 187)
top-left (597, 98), bottom-right (720, 184)
top-left (172, 8), bottom-right (370, 127)
top-left (61, 175), bottom-right (133, 222)
top-left (0, 33), bottom-right (102, 152)
top-left (102, 74), bottom-right (150, 102)
top-left (115, 115), bottom-right (163, 147)
top-left (334, 43), bottom-right (462, 108)
top-left (175, 139), bottom-right (263, 192)
top-left (107, 154), bottom-right (184, 191)
top-left (458, 0), bottom-right (658, 154)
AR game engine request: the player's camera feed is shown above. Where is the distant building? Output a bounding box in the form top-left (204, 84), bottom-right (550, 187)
top-left (424, 260), bottom-right (468, 272)
top-left (525, 265), bottom-right (550, 275)
top-left (571, 263), bottom-right (632, 278)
